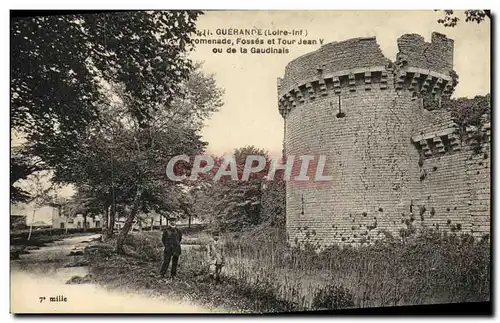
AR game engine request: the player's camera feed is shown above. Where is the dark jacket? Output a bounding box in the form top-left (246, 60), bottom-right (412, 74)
top-left (162, 226), bottom-right (182, 255)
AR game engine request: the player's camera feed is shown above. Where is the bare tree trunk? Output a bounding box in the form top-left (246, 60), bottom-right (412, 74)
top-left (27, 209), bottom-right (36, 241)
top-left (83, 213), bottom-right (88, 232)
top-left (180, 204), bottom-right (191, 228)
top-left (102, 205), bottom-right (109, 240)
top-left (108, 203), bottom-right (116, 238)
top-left (116, 186), bottom-right (144, 254)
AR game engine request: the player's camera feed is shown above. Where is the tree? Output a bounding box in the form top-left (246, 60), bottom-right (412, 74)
top-left (436, 10), bottom-right (491, 27)
top-left (11, 11), bottom-right (203, 192)
top-left (192, 146), bottom-right (274, 232)
top-left (51, 62), bottom-right (223, 253)
top-left (11, 11), bottom-right (224, 254)
top-left (10, 147), bottom-right (44, 203)
top-left (261, 169), bottom-right (286, 227)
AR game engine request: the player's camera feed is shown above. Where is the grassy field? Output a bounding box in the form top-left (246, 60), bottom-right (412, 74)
top-left (222, 227), bottom-right (490, 309)
top-left (86, 225), bottom-right (490, 313)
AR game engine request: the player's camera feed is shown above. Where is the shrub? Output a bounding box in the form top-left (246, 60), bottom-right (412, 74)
top-left (311, 284), bottom-right (355, 310)
top-left (94, 224), bottom-right (491, 311)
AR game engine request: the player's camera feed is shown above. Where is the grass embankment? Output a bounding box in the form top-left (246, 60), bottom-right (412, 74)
top-left (88, 231), bottom-right (296, 313)
top-left (223, 227), bottom-right (490, 309)
top-left (88, 226), bottom-right (490, 313)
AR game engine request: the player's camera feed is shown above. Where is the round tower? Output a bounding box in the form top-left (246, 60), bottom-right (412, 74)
top-left (278, 33), bottom-right (455, 248)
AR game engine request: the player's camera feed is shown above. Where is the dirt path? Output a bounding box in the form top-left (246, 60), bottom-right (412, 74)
top-left (10, 234), bottom-right (223, 313)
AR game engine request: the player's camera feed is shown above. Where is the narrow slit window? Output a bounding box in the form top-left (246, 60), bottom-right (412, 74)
top-left (336, 95), bottom-right (345, 118)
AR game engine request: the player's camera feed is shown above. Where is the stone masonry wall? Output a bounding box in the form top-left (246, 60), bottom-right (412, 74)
top-left (284, 81), bottom-right (423, 248)
top-left (466, 136), bottom-right (491, 238)
top-left (279, 33), bottom-right (490, 248)
top-left (411, 126), bottom-right (491, 239)
top-left (279, 37), bottom-right (389, 97)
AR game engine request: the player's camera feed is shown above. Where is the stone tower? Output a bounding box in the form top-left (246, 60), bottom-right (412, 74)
top-left (277, 33), bottom-right (489, 248)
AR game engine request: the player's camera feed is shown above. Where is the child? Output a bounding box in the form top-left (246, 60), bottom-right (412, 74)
top-left (206, 232), bottom-right (224, 283)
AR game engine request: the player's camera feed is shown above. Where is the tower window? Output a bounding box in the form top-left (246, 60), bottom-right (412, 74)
top-left (335, 95), bottom-right (345, 118)
top-left (301, 194), bottom-right (305, 215)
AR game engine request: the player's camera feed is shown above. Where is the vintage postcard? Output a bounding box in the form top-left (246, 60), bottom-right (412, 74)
top-left (10, 10), bottom-right (491, 314)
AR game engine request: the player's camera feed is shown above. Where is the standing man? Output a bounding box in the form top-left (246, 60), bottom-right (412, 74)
top-left (206, 232), bottom-right (225, 283)
top-left (159, 217), bottom-right (182, 279)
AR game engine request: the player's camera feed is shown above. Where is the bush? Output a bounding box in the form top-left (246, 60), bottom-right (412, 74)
top-left (311, 284), bottom-right (355, 310)
top-left (91, 225), bottom-right (491, 312)
top-left (222, 226), bottom-right (490, 308)
top-left (123, 232), bottom-right (162, 261)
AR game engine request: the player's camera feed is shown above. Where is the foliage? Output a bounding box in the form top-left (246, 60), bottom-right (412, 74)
top-left (261, 171), bottom-right (286, 227)
top-left (10, 147), bottom-right (44, 203)
top-left (222, 227), bottom-right (490, 308)
top-left (91, 227), bottom-right (490, 312)
top-left (10, 11), bottom-right (203, 195)
top-left (442, 94), bottom-right (491, 129)
top-left (436, 10), bottom-right (491, 27)
top-left (61, 63), bottom-right (221, 251)
top-left (20, 171), bottom-right (60, 240)
top-left (23, 171), bottom-right (59, 208)
top-left (442, 94), bottom-right (491, 152)
top-left (311, 284), bottom-right (355, 310)
top-left (191, 146), bottom-right (275, 232)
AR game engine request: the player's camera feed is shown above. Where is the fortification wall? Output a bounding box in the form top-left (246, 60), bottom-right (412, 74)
top-left (410, 125), bottom-right (491, 238)
top-left (284, 82), bottom-right (423, 247)
top-left (279, 37), bottom-right (389, 97)
top-left (465, 126), bottom-right (491, 237)
top-left (396, 32), bottom-right (454, 76)
top-left (279, 32), bottom-right (490, 248)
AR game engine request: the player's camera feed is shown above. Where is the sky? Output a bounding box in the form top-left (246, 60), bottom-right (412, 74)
top-left (191, 10), bottom-right (490, 157)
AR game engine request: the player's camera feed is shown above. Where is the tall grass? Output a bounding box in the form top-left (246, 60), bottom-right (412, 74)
top-left (115, 226), bottom-right (490, 312)
top-left (222, 228), bottom-right (490, 309)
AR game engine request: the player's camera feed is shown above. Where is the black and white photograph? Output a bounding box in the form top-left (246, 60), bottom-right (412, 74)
top-left (9, 9), bottom-right (491, 314)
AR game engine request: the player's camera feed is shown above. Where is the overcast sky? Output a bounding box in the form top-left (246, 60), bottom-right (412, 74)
top-left (191, 10), bottom-right (490, 157)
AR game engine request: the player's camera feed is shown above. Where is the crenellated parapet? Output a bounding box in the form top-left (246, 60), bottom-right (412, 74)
top-left (396, 32), bottom-right (454, 76)
top-left (412, 126), bottom-right (461, 158)
top-left (464, 120), bottom-right (491, 150)
top-left (394, 67), bottom-right (454, 101)
top-left (279, 37), bottom-right (390, 97)
top-left (278, 32), bottom-right (456, 118)
top-left (277, 66), bottom-right (390, 117)
top-left (412, 117), bottom-right (491, 159)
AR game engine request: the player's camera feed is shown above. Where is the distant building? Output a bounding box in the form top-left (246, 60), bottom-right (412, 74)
top-left (115, 212), bottom-right (203, 231)
top-left (52, 211), bottom-right (102, 230)
top-left (11, 202), bottom-right (57, 226)
top-left (31, 220), bottom-right (50, 228)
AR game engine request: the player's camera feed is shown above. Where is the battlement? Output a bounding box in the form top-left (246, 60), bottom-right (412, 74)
top-left (279, 37), bottom-right (389, 97)
top-left (278, 66), bottom-right (390, 117)
top-left (279, 31), bottom-right (489, 248)
top-left (396, 32), bottom-right (454, 76)
top-left (278, 33), bottom-right (455, 118)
